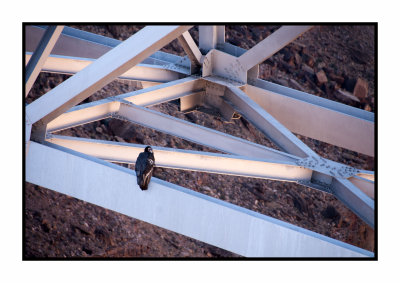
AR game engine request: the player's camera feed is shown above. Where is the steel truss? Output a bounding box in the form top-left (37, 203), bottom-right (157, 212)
top-left (25, 25), bottom-right (375, 257)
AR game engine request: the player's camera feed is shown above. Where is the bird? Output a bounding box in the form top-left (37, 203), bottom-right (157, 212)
top-left (135, 146), bottom-right (155, 190)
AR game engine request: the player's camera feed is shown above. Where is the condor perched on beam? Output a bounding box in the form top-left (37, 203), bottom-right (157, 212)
top-left (135, 146), bottom-right (155, 190)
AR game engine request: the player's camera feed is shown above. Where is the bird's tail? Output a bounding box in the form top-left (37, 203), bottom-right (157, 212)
top-left (139, 177), bottom-right (148, 190)
top-left (136, 175), bottom-right (146, 190)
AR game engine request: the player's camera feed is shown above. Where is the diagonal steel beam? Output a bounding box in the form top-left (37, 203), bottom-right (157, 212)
top-left (225, 86), bottom-right (317, 158)
top-left (357, 170), bottom-right (374, 182)
top-left (46, 135), bottom-right (313, 182)
top-left (177, 31), bottom-right (202, 72)
top-left (348, 176), bottom-right (374, 199)
top-left (116, 101), bottom-right (299, 163)
top-left (46, 77), bottom-right (203, 133)
top-left (245, 79), bottom-right (374, 156)
top-left (26, 141), bottom-right (373, 257)
top-left (26, 25), bottom-right (192, 127)
top-left (331, 177), bottom-right (374, 228)
top-left (238, 26), bottom-right (312, 71)
top-left (25, 25), bottom-right (64, 96)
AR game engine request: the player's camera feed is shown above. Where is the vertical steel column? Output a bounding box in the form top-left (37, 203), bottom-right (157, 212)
top-left (199, 25), bottom-right (225, 53)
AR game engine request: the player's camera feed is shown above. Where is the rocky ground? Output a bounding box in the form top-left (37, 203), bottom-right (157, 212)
top-left (24, 24), bottom-right (375, 258)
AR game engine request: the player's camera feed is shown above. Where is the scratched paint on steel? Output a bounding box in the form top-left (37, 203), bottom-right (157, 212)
top-left (26, 141), bottom-right (373, 257)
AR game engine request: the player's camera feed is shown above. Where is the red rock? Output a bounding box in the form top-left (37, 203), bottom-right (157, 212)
top-left (328, 73), bottom-right (345, 85)
top-left (353, 78), bottom-right (368, 98)
top-left (289, 78), bottom-right (306, 92)
top-left (336, 89), bottom-right (360, 102)
top-left (316, 70), bottom-right (328, 84)
top-left (294, 52), bottom-right (302, 65)
top-left (302, 64), bottom-right (314, 75)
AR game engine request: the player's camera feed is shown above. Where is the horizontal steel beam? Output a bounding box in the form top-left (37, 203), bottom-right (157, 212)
top-left (120, 77), bottom-right (203, 106)
top-left (238, 26), bottom-right (312, 71)
top-left (26, 141), bottom-right (373, 257)
top-left (225, 86), bottom-right (316, 158)
top-left (46, 77), bottom-right (203, 133)
top-left (25, 25), bottom-right (191, 70)
top-left (25, 25), bottom-right (64, 95)
top-left (25, 53), bottom-right (185, 82)
top-left (244, 80), bottom-right (375, 156)
top-left (46, 135), bottom-right (312, 182)
top-left (331, 177), bottom-right (374, 228)
top-left (26, 25), bottom-right (191, 126)
top-left (116, 101), bottom-right (299, 163)
top-left (47, 100), bottom-right (119, 133)
top-left (25, 25), bottom-right (119, 59)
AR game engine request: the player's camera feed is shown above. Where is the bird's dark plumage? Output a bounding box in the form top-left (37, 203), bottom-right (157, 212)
top-left (135, 146), bottom-right (155, 190)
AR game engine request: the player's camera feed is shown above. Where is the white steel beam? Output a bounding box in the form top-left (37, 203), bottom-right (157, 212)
top-left (121, 77), bottom-right (203, 106)
top-left (25, 25), bottom-right (118, 59)
top-left (238, 26), bottom-right (312, 71)
top-left (331, 177), bottom-right (374, 228)
top-left (245, 80), bottom-right (374, 156)
top-left (25, 25), bottom-right (64, 96)
top-left (348, 176), bottom-right (374, 199)
top-left (199, 26), bottom-right (225, 53)
top-left (46, 77), bottom-right (203, 133)
top-left (252, 78), bottom-right (374, 121)
top-left (26, 25), bottom-right (192, 126)
top-left (180, 91), bottom-right (205, 112)
top-left (26, 141), bottom-right (373, 257)
top-left (357, 170), bottom-right (374, 181)
top-left (25, 53), bottom-right (186, 82)
top-left (225, 86), bottom-right (317, 158)
top-left (116, 101), bottom-right (299, 163)
top-left (177, 31), bottom-right (202, 67)
top-left (46, 135), bottom-right (313, 182)
top-left (25, 115), bottom-right (32, 155)
top-left (26, 25), bottom-right (191, 70)
top-left (47, 100), bottom-right (119, 133)
top-left (216, 26), bottom-right (225, 45)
